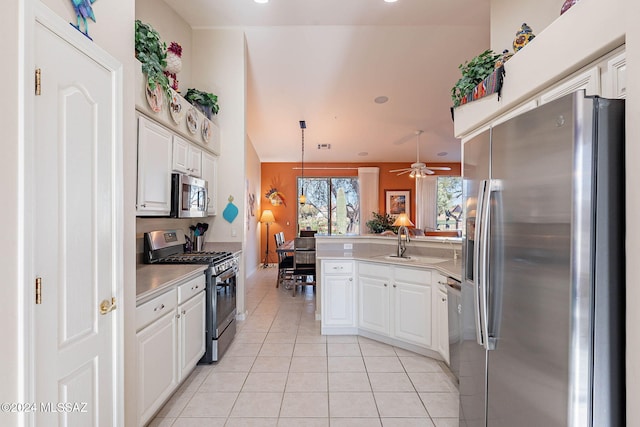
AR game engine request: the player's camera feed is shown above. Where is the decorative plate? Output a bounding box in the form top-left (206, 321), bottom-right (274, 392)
top-left (202, 119), bottom-right (211, 143)
top-left (186, 107), bottom-right (199, 135)
top-left (168, 89), bottom-right (184, 124)
top-left (145, 82), bottom-right (163, 113)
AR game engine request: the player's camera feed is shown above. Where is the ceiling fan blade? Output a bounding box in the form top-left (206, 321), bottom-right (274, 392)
top-left (389, 168), bottom-right (410, 173)
top-left (424, 166), bottom-right (452, 171)
top-left (396, 170), bottom-right (412, 176)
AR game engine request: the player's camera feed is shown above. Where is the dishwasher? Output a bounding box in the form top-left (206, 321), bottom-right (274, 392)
top-left (446, 276), bottom-right (462, 382)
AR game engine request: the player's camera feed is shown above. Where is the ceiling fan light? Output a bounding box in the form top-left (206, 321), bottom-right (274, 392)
top-left (409, 170), bottom-right (416, 178)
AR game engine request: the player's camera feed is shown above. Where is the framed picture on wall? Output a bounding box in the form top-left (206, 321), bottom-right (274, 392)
top-left (385, 190), bottom-right (410, 219)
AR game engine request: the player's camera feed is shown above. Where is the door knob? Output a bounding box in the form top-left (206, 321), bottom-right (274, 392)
top-left (99, 297), bottom-right (117, 315)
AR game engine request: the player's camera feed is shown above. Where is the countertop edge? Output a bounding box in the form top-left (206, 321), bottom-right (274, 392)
top-left (317, 254), bottom-right (462, 281)
top-left (136, 264), bottom-right (208, 305)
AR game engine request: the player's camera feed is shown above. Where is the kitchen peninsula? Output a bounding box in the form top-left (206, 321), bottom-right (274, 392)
top-left (316, 235), bottom-right (462, 363)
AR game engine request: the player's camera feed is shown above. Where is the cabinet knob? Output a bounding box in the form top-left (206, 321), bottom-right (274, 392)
top-left (393, 284), bottom-right (397, 288)
top-left (141, 203), bottom-right (146, 208)
top-left (348, 277), bottom-right (353, 282)
top-left (384, 283), bottom-right (388, 287)
top-left (442, 298), bottom-right (447, 302)
top-left (154, 303), bottom-right (165, 312)
top-left (177, 314), bottom-right (181, 319)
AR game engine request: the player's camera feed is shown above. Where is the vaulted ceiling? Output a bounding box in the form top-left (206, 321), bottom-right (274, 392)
top-left (163, 0), bottom-right (490, 164)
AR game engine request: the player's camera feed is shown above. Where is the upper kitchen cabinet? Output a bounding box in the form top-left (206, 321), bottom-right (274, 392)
top-left (172, 135), bottom-right (202, 177)
top-left (137, 116), bottom-right (172, 216)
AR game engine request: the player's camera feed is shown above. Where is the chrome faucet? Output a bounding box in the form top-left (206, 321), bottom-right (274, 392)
top-left (397, 226), bottom-right (410, 258)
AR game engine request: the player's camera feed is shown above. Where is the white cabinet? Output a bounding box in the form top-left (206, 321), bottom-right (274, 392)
top-left (172, 135), bottom-right (202, 177)
top-left (358, 262), bottom-right (433, 348)
top-left (136, 303), bottom-right (178, 426)
top-left (178, 290), bottom-right (206, 381)
top-left (393, 267), bottom-right (433, 348)
top-left (136, 116), bottom-right (172, 216)
top-left (433, 275), bottom-right (450, 365)
top-left (136, 274), bottom-right (206, 426)
top-left (201, 151), bottom-right (218, 216)
top-left (321, 260), bottom-right (356, 333)
top-left (358, 262), bottom-right (390, 336)
top-left (606, 51), bottom-right (626, 99)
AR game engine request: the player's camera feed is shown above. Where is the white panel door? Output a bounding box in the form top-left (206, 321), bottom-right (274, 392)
top-left (358, 276), bottom-right (390, 335)
top-left (34, 22), bottom-right (120, 426)
top-left (323, 275), bottom-right (355, 327)
top-left (178, 292), bottom-right (206, 380)
top-left (137, 117), bottom-right (172, 215)
top-left (393, 281), bottom-right (432, 347)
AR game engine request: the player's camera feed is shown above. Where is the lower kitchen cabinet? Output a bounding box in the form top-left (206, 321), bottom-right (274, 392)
top-left (136, 273), bottom-right (206, 426)
top-left (321, 260), bottom-right (356, 333)
top-left (178, 291), bottom-right (206, 380)
top-left (433, 274), bottom-right (450, 365)
top-left (136, 309), bottom-right (178, 426)
top-left (358, 262), bottom-right (432, 348)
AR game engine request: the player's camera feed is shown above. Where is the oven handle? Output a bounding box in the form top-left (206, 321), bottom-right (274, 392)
top-left (216, 266), bottom-right (237, 282)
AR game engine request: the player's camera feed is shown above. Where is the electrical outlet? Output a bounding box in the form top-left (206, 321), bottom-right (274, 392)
top-left (343, 243), bottom-right (353, 250)
top-left (231, 228), bottom-right (237, 237)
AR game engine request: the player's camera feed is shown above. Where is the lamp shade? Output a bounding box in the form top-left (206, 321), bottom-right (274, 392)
top-left (259, 209), bottom-right (275, 224)
top-left (392, 213), bottom-right (414, 227)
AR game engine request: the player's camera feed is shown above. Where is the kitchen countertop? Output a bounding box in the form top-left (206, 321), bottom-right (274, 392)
top-left (136, 264), bottom-right (208, 305)
top-left (317, 252), bottom-right (462, 281)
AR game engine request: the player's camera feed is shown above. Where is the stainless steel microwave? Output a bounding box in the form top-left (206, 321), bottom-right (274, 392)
top-left (171, 173), bottom-right (208, 218)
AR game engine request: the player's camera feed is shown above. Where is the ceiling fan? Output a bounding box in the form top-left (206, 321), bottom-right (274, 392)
top-left (389, 130), bottom-right (451, 178)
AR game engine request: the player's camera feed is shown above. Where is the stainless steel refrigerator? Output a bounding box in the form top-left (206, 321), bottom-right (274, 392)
top-left (460, 91), bottom-right (625, 427)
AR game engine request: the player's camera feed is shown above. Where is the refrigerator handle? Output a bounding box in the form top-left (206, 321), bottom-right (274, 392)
top-left (482, 179), bottom-right (502, 351)
top-left (473, 180), bottom-right (488, 346)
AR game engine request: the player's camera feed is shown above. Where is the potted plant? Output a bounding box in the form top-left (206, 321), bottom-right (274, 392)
top-left (451, 49), bottom-right (500, 108)
top-left (135, 20), bottom-right (171, 98)
top-left (184, 88), bottom-right (220, 119)
top-left (366, 212), bottom-right (398, 234)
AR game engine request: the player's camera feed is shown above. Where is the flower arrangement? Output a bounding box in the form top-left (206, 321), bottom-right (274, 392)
top-left (265, 188), bottom-right (286, 206)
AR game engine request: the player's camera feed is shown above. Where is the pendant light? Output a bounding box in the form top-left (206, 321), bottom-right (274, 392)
top-left (299, 120), bottom-right (307, 205)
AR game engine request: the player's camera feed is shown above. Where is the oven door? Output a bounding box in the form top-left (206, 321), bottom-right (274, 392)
top-left (171, 173), bottom-right (208, 218)
top-left (215, 267), bottom-right (237, 338)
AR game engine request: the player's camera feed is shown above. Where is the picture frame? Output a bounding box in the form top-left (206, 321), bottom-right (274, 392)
top-left (385, 190), bottom-right (411, 218)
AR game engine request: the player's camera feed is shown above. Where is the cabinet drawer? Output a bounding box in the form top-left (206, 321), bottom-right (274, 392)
top-left (323, 260), bottom-right (353, 275)
top-left (136, 289), bottom-right (177, 332)
top-left (359, 262), bottom-right (389, 278)
top-left (394, 266), bottom-right (431, 285)
top-left (177, 273), bottom-right (206, 305)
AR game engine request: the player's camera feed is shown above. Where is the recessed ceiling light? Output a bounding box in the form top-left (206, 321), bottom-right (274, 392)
top-left (384, 0), bottom-right (398, 3)
top-left (374, 96), bottom-right (389, 104)
top-left (358, 152), bottom-right (369, 156)
top-left (254, 0), bottom-right (268, 3)
top-left (437, 151), bottom-right (448, 157)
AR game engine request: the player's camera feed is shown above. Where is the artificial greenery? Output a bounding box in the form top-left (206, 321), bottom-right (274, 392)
top-left (366, 212), bottom-right (398, 234)
top-left (135, 20), bottom-right (171, 98)
top-left (451, 49), bottom-right (501, 108)
top-left (184, 88), bottom-right (220, 116)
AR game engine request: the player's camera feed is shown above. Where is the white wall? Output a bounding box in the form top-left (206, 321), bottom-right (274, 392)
top-left (135, 0), bottom-right (193, 92)
top-left (245, 136), bottom-right (262, 276)
top-left (0, 1), bottom-right (23, 424)
top-left (192, 28), bottom-right (247, 245)
top-left (490, 0), bottom-right (563, 53)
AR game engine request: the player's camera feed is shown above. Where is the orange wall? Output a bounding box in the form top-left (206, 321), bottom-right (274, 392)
top-left (259, 162), bottom-right (461, 261)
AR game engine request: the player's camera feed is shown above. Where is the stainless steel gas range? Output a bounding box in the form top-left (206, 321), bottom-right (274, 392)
top-left (144, 230), bottom-right (238, 363)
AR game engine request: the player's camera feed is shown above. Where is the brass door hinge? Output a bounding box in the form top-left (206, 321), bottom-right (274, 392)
top-left (35, 68), bottom-right (41, 96)
top-left (35, 277), bottom-right (42, 304)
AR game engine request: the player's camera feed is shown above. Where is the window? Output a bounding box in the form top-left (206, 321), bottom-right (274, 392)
top-left (436, 176), bottom-right (462, 230)
top-left (297, 177), bottom-right (359, 235)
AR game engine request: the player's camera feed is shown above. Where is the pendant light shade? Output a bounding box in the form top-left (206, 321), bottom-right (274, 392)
top-left (299, 120), bottom-right (307, 205)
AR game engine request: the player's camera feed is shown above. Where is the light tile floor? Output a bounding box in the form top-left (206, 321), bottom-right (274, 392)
top-left (149, 267), bottom-right (459, 427)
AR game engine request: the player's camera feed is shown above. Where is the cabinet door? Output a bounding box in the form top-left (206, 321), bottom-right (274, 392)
top-left (137, 116), bottom-right (172, 215)
top-left (201, 152), bottom-right (218, 216)
top-left (393, 280), bottom-right (432, 347)
top-left (178, 292), bottom-right (206, 380)
top-left (435, 285), bottom-right (450, 365)
top-left (359, 275), bottom-right (390, 335)
top-left (187, 145), bottom-right (202, 177)
top-left (172, 135), bottom-right (189, 174)
top-left (323, 274), bottom-right (355, 327)
top-left (137, 311), bottom-right (178, 426)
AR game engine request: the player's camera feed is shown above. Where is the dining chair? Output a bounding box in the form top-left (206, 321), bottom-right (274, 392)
top-left (291, 237), bottom-right (316, 296)
top-left (275, 233), bottom-right (293, 288)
